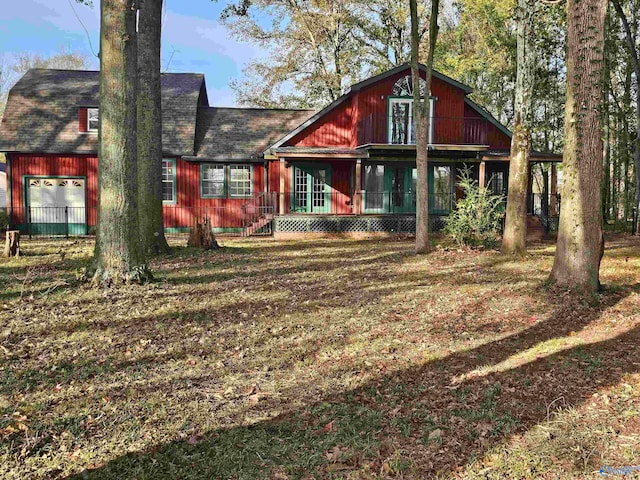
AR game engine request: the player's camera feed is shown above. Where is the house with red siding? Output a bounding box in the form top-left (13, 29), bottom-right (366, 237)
top-left (0, 64), bottom-right (561, 237)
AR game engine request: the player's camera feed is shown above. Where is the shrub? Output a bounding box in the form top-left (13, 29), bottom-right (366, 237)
top-left (444, 167), bottom-right (505, 248)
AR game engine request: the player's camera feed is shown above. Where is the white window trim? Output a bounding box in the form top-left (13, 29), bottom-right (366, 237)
top-left (87, 108), bottom-right (99, 133)
top-left (388, 98), bottom-right (435, 144)
top-left (228, 164), bottom-right (253, 198)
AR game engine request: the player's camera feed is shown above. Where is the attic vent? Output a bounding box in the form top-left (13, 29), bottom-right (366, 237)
top-left (393, 75), bottom-right (427, 98)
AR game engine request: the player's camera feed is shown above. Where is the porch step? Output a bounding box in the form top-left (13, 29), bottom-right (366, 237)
top-left (244, 214), bottom-right (274, 237)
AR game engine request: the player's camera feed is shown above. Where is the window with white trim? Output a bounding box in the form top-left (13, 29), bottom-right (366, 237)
top-left (228, 164), bottom-right (252, 197)
top-left (87, 108), bottom-right (99, 132)
top-left (162, 159), bottom-right (176, 203)
top-left (201, 164), bottom-right (225, 197)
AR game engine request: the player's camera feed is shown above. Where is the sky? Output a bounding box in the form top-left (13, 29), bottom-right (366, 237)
top-left (0, 0), bottom-right (268, 106)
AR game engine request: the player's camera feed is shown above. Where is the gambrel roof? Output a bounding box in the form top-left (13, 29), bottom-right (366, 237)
top-left (0, 69), bottom-right (207, 155)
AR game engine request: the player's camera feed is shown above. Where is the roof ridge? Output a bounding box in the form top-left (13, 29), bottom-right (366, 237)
top-left (199, 106), bottom-right (315, 112)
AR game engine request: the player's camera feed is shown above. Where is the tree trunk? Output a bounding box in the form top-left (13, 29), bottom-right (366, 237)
top-left (502, 0), bottom-right (535, 256)
top-left (188, 216), bottom-right (220, 250)
top-left (611, 0), bottom-right (640, 234)
top-left (410, 0), bottom-right (439, 254)
top-left (92, 0), bottom-right (150, 284)
top-left (138, 0), bottom-right (170, 255)
top-left (3, 231), bottom-right (20, 257)
top-left (550, 0), bottom-right (607, 292)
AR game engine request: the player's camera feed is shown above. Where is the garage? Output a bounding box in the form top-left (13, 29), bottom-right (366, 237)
top-left (26, 177), bottom-right (87, 235)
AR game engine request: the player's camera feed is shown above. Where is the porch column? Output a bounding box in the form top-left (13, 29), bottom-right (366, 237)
top-left (479, 161), bottom-right (486, 189)
top-left (279, 158), bottom-right (286, 215)
top-left (550, 163), bottom-right (558, 216)
top-left (354, 159), bottom-right (362, 214)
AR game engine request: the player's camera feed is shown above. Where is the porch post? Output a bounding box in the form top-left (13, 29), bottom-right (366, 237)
top-left (354, 159), bottom-right (362, 214)
top-left (279, 158), bottom-right (286, 215)
top-left (550, 163), bottom-right (558, 216)
top-left (479, 161), bottom-right (486, 189)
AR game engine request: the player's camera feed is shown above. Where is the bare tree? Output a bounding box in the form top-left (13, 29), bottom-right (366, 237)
top-left (410, 0), bottom-right (440, 254)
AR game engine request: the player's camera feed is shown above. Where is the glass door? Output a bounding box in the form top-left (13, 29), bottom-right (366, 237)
top-left (388, 99), bottom-right (413, 144)
top-left (291, 165), bottom-right (331, 213)
top-left (428, 165), bottom-right (453, 214)
top-left (385, 166), bottom-right (416, 213)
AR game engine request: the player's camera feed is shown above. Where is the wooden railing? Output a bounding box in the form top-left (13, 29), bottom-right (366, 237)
top-left (357, 114), bottom-right (489, 146)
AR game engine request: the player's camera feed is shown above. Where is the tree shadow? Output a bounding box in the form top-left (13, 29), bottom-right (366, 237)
top-left (65, 282), bottom-right (640, 479)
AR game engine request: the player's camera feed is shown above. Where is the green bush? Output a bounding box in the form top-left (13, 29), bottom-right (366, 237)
top-left (444, 167), bottom-right (505, 248)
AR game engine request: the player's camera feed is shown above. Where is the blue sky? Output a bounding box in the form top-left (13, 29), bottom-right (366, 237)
top-left (0, 0), bottom-right (268, 106)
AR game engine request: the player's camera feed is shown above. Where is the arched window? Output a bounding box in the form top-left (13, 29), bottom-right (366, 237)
top-left (392, 75), bottom-right (427, 98)
top-left (388, 75), bottom-right (435, 144)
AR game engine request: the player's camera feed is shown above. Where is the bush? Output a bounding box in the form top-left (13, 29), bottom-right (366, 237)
top-left (444, 167), bottom-right (505, 248)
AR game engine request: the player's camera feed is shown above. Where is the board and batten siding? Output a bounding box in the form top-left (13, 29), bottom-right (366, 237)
top-left (8, 153), bottom-right (99, 225)
top-left (285, 68), bottom-right (469, 148)
top-left (9, 154), bottom-right (267, 230)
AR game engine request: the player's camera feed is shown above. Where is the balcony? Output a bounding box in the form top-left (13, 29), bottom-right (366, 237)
top-left (357, 114), bottom-right (489, 147)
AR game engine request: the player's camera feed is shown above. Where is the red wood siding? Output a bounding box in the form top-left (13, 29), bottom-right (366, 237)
top-left (78, 108), bottom-right (88, 133)
top-left (286, 67), bottom-right (470, 148)
top-left (8, 153), bottom-right (98, 225)
top-left (8, 154), bottom-right (268, 230)
top-left (164, 159), bottom-right (266, 230)
top-left (287, 98), bottom-right (355, 148)
top-left (464, 103), bottom-right (511, 149)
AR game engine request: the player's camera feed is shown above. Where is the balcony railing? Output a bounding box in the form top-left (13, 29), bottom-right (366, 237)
top-left (357, 114), bottom-right (489, 146)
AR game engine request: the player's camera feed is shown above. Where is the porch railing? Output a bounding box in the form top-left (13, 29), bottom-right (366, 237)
top-left (357, 115), bottom-right (489, 146)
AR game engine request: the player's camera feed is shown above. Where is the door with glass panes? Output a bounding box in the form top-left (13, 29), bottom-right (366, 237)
top-left (363, 164), bottom-right (416, 213)
top-left (291, 165), bottom-right (332, 213)
top-left (428, 164), bottom-right (454, 214)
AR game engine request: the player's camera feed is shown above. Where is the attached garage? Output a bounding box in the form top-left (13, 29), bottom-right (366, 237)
top-left (26, 177), bottom-right (87, 235)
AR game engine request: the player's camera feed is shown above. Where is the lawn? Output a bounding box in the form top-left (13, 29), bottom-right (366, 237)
top-left (1, 234), bottom-right (639, 479)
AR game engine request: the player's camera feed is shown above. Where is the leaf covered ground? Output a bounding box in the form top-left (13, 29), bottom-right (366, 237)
top-left (1, 235), bottom-right (639, 479)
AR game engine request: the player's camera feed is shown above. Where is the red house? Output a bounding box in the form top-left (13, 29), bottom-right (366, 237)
top-left (0, 65), bottom-right (561, 237)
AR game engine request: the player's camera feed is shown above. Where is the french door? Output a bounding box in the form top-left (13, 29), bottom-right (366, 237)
top-left (291, 165), bottom-right (332, 213)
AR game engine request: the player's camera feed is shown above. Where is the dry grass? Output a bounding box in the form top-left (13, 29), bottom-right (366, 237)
top-left (0, 234), bottom-right (639, 479)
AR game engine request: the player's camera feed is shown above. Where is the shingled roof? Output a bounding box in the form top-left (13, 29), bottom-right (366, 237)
top-left (186, 107), bottom-right (315, 162)
top-left (0, 69), bottom-right (206, 155)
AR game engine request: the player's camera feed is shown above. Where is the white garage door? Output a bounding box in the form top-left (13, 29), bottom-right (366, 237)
top-left (27, 178), bottom-right (86, 224)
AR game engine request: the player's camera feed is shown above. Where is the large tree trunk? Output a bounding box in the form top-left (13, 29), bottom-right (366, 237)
top-left (138, 0), bottom-right (170, 255)
top-left (93, 0), bottom-right (150, 284)
top-left (549, 0), bottom-right (607, 292)
top-left (410, 0), bottom-right (439, 255)
top-left (502, 0), bottom-right (535, 256)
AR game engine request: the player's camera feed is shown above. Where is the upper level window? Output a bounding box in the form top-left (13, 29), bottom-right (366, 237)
top-left (388, 75), bottom-right (435, 145)
top-left (162, 159), bottom-right (176, 203)
top-left (87, 108), bottom-right (99, 132)
top-left (229, 165), bottom-right (252, 197)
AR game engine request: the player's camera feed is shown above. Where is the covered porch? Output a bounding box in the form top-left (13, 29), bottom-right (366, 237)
top-left (263, 147), bottom-right (561, 236)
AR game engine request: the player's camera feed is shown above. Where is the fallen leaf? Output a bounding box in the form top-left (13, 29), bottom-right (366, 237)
top-left (323, 420), bottom-right (335, 433)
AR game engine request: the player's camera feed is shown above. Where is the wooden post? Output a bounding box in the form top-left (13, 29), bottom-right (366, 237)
top-left (4, 230), bottom-right (21, 257)
top-left (279, 159), bottom-right (286, 215)
top-left (479, 161), bottom-right (486, 189)
top-left (550, 163), bottom-right (558, 216)
top-left (354, 159), bottom-right (362, 214)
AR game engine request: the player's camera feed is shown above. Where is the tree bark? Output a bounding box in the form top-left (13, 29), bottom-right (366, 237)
top-left (3, 231), bottom-right (20, 258)
top-left (410, 0), bottom-right (439, 254)
top-left (550, 0), bottom-right (607, 292)
top-left (611, 0), bottom-right (640, 235)
top-left (138, 0), bottom-right (170, 255)
top-left (502, 0), bottom-right (536, 256)
top-left (92, 0), bottom-right (150, 284)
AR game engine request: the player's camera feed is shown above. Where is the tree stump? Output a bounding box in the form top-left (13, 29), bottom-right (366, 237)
top-left (3, 230), bottom-right (21, 257)
top-left (187, 216), bottom-right (220, 250)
